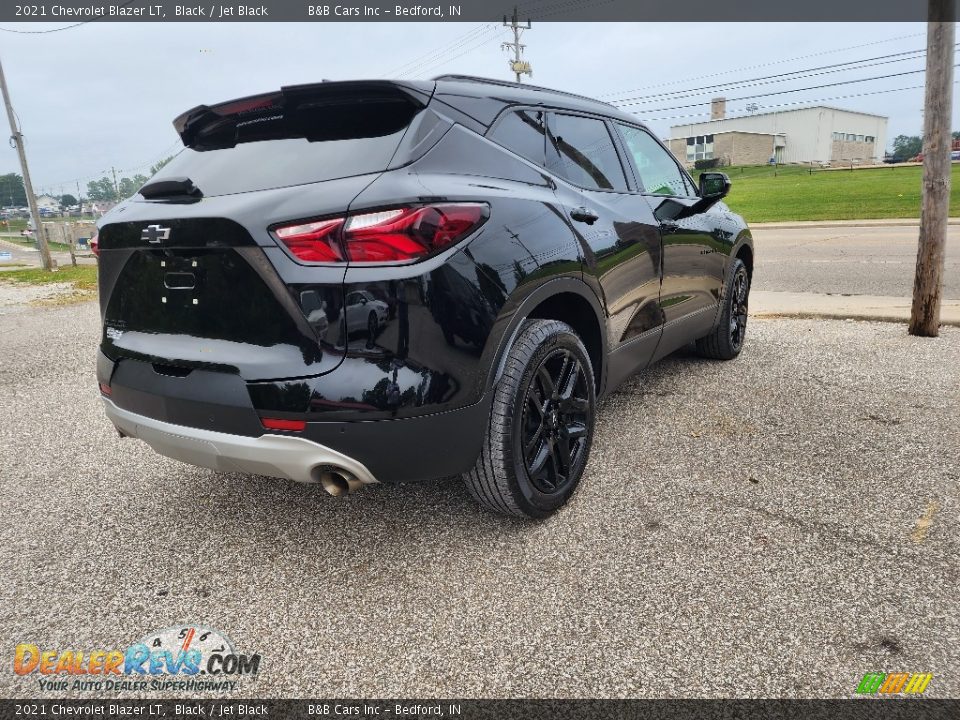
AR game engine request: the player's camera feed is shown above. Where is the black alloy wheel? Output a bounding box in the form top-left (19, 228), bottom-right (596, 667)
top-left (696, 257), bottom-right (750, 361)
top-left (521, 348), bottom-right (591, 495)
top-left (463, 319), bottom-right (596, 518)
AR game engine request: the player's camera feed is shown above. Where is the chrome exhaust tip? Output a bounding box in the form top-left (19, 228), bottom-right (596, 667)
top-left (314, 466), bottom-right (365, 497)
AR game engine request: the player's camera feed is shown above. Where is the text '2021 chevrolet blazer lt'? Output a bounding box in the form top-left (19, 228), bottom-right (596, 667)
top-left (96, 75), bottom-right (753, 518)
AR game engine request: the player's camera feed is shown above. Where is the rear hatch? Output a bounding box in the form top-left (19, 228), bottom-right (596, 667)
top-left (98, 81), bottom-right (433, 383)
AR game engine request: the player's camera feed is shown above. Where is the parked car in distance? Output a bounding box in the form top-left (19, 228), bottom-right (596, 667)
top-left (96, 75), bottom-right (753, 518)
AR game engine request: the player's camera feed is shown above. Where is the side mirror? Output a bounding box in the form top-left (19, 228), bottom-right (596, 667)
top-left (698, 172), bottom-right (731, 200)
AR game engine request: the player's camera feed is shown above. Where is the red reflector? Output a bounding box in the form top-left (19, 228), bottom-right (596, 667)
top-left (271, 203), bottom-right (488, 265)
top-left (99, 382), bottom-right (111, 396)
top-left (261, 417), bottom-right (306, 431)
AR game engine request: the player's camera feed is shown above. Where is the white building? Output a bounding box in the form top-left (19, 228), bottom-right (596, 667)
top-left (669, 100), bottom-right (888, 167)
top-left (35, 194), bottom-right (60, 212)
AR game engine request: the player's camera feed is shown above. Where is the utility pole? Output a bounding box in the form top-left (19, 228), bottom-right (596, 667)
top-left (910, 0), bottom-right (955, 337)
top-left (110, 166), bottom-right (120, 200)
top-left (502, 6), bottom-right (532, 83)
top-left (0, 54), bottom-right (53, 270)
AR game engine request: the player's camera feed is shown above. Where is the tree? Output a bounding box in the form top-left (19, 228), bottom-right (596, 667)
top-left (149, 156), bottom-right (174, 176)
top-left (86, 177), bottom-right (117, 202)
top-left (892, 135), bottom-right (923, 162)
top-left (117, 174), bottom-right (150, 199)
top-left (60, 193), bottom-right (78, 207)
top-left (0, 173), bottom-right (26, 206)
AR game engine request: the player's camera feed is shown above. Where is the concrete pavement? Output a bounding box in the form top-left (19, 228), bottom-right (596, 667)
top-left (749, 224), bottom-right (958, 326)
top-left (752, 291), bottom-right (960, 326)
top-left (1, 302), bottom-right (956, 699)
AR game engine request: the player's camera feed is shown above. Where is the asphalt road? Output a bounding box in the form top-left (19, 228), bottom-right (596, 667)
top-left (1, 301), bottom-right (956, 699)
top-left (751, 225), bottom-right (960, 299)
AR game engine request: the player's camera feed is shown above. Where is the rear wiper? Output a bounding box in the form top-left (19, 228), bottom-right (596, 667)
top-left (139, 176), bottom-right (203, 201)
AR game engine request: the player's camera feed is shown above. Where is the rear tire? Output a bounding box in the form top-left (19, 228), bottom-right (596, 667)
top-left (696, 258), bottom-right (749, 360)
top-left (463, 319), bottom-right (596, 518)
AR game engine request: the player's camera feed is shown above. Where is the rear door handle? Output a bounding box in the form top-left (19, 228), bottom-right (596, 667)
top-left (570, 206), bottom-right (599, 224)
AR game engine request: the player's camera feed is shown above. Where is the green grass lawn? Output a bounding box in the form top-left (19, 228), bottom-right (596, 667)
top-left (688, 164), bottom-right (956, 222)
top-left (1, 234), bottom-right (74, 252)
top-left (0, 264), bottom-right (98, 292)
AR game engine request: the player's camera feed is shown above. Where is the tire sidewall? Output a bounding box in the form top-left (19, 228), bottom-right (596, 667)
top-left (505, 326), bottom-right (596, 517)
top-left (726, 261), bottom-right (749, 355)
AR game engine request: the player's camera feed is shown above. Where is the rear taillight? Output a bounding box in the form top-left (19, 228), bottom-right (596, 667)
top-left (261, 417), bottom-right (306, 432)
top-left (274, 219), bottom-right (343, 262)
top-left (90, 231), bottom-right (99, 257)
top-left (99, 382), bottom-right (111, 396)
top-left (272, 203), bottom-right (488, 265)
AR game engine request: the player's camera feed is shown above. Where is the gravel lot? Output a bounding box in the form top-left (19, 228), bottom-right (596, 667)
top-left (0, 300), bottom-right (956, 699)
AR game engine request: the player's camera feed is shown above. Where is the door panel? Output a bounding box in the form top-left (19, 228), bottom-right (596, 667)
top-left (545, 112), bottom-right (663, 382)
top-left (614, 123), bottom-right (724, 328)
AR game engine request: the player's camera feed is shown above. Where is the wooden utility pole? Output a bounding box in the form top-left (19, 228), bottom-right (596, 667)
top-left (910, 0), bottom-right (955, 336)
top-left (502, 7), bottom-right (532, 83)
top-left (0, 54), bottom-right (53, 271)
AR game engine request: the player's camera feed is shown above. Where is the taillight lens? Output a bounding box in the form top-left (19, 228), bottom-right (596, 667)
top-left (90, 231), bottom-right (99, 257)
top-left (272, 203), bottom-right (488, 265)
top-left (261, 417), bottom-right (306, 432)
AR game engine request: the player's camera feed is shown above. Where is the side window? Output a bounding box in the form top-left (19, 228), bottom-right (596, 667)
top-left (616, 124), bottom-right (691, 197)
top-left (545, 113), bottom-right (628, 191)
top-left (489, 110), bottom-right (546, 167)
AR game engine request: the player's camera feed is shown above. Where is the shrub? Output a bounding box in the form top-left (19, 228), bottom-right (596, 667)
top-left (694, 158), bottom-right (721, 170)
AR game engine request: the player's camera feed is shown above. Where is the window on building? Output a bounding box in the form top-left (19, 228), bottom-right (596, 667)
top-left (856, 135), bottom-right (865, 142)
top-left (545, 113), bottom-right (627, 191)
top-left (684, 134), bottom-right (714, 162)
top-left (617, 123), bottom-right (692, 197)
top-left (865, 136), bottom-right (875, 143)
top-left (832, 132), bottom-right (844, 141)
top-left (846, 134), bottom-right (857, 141)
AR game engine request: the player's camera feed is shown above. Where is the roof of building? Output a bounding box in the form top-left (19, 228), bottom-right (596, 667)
top-left (671, 105), bottom-right (888, 130)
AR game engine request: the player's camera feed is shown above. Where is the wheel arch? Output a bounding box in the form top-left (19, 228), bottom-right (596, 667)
top-left (487, 277), bottom-right (607, 396)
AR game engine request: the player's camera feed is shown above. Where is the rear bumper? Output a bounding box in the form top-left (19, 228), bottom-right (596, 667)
top-left (103, 398), bottom-right (378, 485)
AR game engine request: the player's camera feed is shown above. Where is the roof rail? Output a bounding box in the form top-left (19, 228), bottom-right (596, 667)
top-left (431, 74), bottom-right (616, 107)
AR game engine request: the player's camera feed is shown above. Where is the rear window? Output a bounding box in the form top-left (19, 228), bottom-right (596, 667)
top-left (150, 91), bottom-right (422, 197)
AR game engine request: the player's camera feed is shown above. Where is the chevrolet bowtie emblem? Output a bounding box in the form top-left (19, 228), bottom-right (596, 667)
top-left (141, 224), bottom-right (171, 244)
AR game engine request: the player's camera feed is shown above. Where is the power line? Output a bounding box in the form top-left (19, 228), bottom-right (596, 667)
top-left (385, 23), bottom-right (496, 77)
top-left (397, 26), bottom-right (502, 78)
top-left (610, 47), bottom-right (933, 107)
top-left (634, 82), bottom-right (935, 123)
top-left (598, 31), bottom-right (927, 99)
top-left (623, 65), bottom-right (943, 116)
top-left (398, 0), bottom-right (606, 79)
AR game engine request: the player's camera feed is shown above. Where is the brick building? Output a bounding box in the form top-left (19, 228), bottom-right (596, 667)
top-left (669, 99), bottom-right (888, 167)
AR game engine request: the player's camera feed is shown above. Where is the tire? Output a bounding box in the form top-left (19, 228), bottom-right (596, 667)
top-left (696, 258), bottom-right (750, 360)
top-left (463, 319), bottom-right (596, 518)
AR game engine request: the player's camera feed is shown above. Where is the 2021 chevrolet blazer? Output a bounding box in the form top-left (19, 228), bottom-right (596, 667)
top-left (96, 75), bottom-right (753, 518)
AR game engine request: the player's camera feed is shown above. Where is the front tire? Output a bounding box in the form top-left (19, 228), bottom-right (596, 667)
top-left (696, 258), bottom-right (750, 360)
top-left (463, 319), bottom-right (596, 518)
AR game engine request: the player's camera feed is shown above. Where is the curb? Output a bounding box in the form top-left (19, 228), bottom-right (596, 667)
top-left (751, 310), bottom-right (960, 327)
top-left (751, 219), bottom-right (960, 230)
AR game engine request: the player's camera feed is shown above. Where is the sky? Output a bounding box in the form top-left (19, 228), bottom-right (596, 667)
top-left (0, 20), bottom-right (952, 196)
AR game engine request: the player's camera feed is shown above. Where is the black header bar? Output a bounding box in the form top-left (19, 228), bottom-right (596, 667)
top-left (0, 0), bottom-right (955, 23)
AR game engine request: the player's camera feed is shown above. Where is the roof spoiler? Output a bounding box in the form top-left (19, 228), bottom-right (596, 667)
top-left (173, 80), bottom-right (434, 149)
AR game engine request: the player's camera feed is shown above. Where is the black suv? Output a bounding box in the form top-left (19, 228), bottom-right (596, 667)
top-left (96, 75), bottom-right (752, 518)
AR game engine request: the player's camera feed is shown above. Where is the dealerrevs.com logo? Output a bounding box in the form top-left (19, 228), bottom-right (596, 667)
top-left (14, 626), bottom-right (261, 692)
